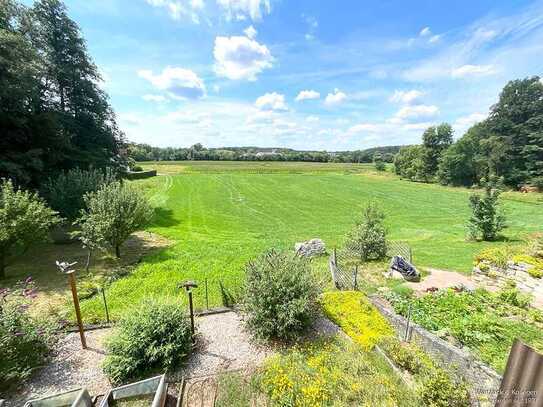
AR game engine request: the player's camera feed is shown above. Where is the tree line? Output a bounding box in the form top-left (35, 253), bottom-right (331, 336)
top-left (127, 143), bottom-right (401, 164)
top-left (0, 0), bottom-right (125, 189)
top-left (394, 77), bottom-right (543, 190)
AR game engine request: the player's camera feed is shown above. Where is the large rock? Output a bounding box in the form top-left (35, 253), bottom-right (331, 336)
top-left (295, 238), bottom-right (326, 257)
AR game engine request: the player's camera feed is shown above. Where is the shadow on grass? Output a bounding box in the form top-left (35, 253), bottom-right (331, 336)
top-left (152, 207), bottom-right (180, 228)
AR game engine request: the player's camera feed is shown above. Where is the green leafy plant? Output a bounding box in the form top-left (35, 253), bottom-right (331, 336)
top-left (321, 291), bottom-right (393, 350)
top-left (0, 278), bottom-right (53, 391)
top-left (0, 179), bottom-right (60, 279)
top-left (42, 168), bottom-right (117, 221)
top-left (467, 179), bottom-right (506, 241)
top-left (345, 202), bottom-right (388, 261)
top-left (243, 249), bottom-right (319, 341)
top-left (77, 182), bottom-right (153, 258)
top-left (102, 299), bottom-right (192, 384)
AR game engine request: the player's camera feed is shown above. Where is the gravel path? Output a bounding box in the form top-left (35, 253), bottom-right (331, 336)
top-left (406, 268), bottom-right (476, 293)
top-left (170, 311), bottom-right (272, 381)
top-left (3, 328), bottom-right (111, 407)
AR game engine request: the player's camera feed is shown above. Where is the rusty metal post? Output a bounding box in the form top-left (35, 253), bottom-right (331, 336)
top-left (67, 271), bottom-right (87, 349)
top-left (205, 278), bottom-right (209, 310)
top-left (101, 287), bottom-right (110, 324)
top-left (181, 280), bottom-right (198, 344)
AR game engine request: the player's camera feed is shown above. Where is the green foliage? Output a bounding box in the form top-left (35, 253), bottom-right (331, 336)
top-left (373, 154), bottom-right (386, 171)
top-left (243, 249), bottom-right (319, 341)
top-left (0, 278), bottom-right (52, 391)
top-left (259, 336), bottom-right (418, 406)
top-left (528, 234), bottom-right (543, 259)
top-left (418, 367), bottom-right (471, 407)
top-left (0, 0), bottom-right (124, 188)
top-left (102, 299), bottom-right (192, 384)
top-left (421, 123), bottom-right (454, 180)
top-left (77, 182), bottom-right (153, 258)
top-left (474, 246), bottom-right (518, 269)
top-left (0, 179), bottom-right (59, 278)
top-left (346, 202), bottom-right (388, 261)
top-left (511, 254), bottom-right (543, 278)
top-left (394, 145), bottom-right (426, 181)
top-left (321, 291), bottom-right (393, 350)
top-left (467, 179), bottom-right (506, 241)
top-left (379, 338), bottom-right (470, 406)
top-left (497, 281), bottom-right (532, 308)
top-left (42, 168), bottom-right (117, 221)
top-left (385, 288), bottom-right (543, 372)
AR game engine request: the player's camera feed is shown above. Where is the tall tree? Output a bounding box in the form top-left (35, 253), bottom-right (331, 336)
top-left (421, 123), bottom-right (454, 180)
top-left (486, 76), bottom-right (543, 186)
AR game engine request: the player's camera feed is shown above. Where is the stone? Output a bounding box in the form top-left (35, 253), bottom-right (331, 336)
top-left (294, 238), bottom-right (326, 257)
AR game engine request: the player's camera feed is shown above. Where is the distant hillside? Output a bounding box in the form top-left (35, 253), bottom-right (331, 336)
top-left (128, 143), bottom-right (406, 164)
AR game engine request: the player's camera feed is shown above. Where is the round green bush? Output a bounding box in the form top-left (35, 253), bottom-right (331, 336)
top-left (102, 299), bottom-right (192, 384)
top-left (243, 249), bottom-right (320, 341)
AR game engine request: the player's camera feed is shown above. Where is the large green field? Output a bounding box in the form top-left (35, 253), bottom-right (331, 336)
top-left (79, 161), bottom-right (543, 322)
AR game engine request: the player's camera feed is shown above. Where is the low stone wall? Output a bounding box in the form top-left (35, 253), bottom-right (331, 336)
top-left (473, 261), bottom-right (543, 299)
top-left (368, 295), bottom-right (502, 405)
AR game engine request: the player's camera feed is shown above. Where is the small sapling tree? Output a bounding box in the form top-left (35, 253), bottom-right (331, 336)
top-left (0, 180), bottom-right (59, 279)
top-left (467, 178), bottom-right (507, 241)
top-left (77, 182), bottom-right (153, 258)
top-left (346, 202), bottom-right (388, 261)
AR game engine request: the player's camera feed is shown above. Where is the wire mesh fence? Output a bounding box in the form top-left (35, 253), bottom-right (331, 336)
top-left (329, 241), bottom-right (412, 290)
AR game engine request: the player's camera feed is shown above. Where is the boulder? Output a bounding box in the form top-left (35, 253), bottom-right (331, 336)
top-left (295, 238), bottom-right (326, 257)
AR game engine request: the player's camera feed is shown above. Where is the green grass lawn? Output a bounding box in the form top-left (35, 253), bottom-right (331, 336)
top-left (76, 161), bottom-right (543, 322)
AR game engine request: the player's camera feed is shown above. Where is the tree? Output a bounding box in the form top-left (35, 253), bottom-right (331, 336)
top-left (421, 123), bottom-right (453, 180)
top-left (77, 182), bottom-right (153, 258)
top-left (0, 179), bottom-right (59, 278)
top-left (394, 145), bottom-right (425, 181)
top-left (467, 178), bottom-right (506, 241)
top-left (437, 123), bottom-right (487, 186)
top-left (346, 202), bottom-right (388, 261)
top-left (373, 154), bottom-right (386, 171)
top-left (486, 76), bottom-right (543, 186)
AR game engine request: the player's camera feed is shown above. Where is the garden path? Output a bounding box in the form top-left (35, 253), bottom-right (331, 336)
top-left (406, 268), bottom-right (476, 293)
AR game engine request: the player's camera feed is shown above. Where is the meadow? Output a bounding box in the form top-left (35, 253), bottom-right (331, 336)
top-left (77, 161), bottom-right (543, 322)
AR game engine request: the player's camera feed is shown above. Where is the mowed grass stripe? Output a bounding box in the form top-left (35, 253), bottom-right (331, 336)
top-left (78, 165), bottom-right (543, 323)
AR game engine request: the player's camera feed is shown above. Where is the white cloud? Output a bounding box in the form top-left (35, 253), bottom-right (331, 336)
top-left (145, 0), bottom-right (203, 23)
top-left (451, 64), bottom-right (496, 78)
top-left (244, 25), bottom-right (257, 39)
top-left (255, 92), bottom-right (287, 111)
top-left (420, 27), bottom-right (431, 37)
top-left (217, 0), bottom-right (271, 21)
top-left (429, 34), bottom-right (441, 43)
top-left (306, 115), bottom-right (319, 122)
top-left (138, 67), bottom-right (206, 99)
top-left (347, 123), bottom-right (382, 134)
top-left (324, 89), bottom-right (347, 105)
top-left (213, 36), bottom-right (273, 80)
top-left (394, 104), bottom-right (439, 121)
top-left (389, 90), bottom-right (424, 104)
top-left (453, 112), bottom-right (487, 134)
top-left (295, 90), bottom-right (320, 101)
top-left (142, 94), bottom-right (168, 102)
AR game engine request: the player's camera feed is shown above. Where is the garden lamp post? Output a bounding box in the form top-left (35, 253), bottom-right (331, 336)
top-left (180, 280), bottom-right (198, 343)
top-left (56, 261), bottom-right (87, 349)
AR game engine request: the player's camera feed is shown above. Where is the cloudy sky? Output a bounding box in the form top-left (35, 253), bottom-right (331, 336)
top-left (44, 0), bottom-right (543, 150)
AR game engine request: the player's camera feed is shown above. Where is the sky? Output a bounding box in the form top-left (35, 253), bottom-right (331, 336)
top-left (36, 0), bottom-right (543, 150)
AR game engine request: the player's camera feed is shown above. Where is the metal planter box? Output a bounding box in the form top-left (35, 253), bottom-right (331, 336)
top-left (99, 375), bottom-right (167, 407)
top-left (23, 388), bottom-right (92, 407)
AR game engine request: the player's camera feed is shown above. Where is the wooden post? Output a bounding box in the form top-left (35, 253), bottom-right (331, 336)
top-left (101, 287), bottom-right (110, 324)
top-left (67, 271), bottom-right (87, 349)
top-left (205, 278), bottom-right (209, 310)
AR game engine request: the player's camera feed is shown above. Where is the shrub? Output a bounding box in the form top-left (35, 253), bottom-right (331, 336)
top-left (345, 202), bottom-right (388, 261)
top-left (379, 337), bottom-right (470, 407)
top-left (0, 278), bottom-right (52, 391)
top-left (42, 168), bottom-right (117, 221)
top-left (528, 234), bottom-right (543, 259)
top-left (243, 249), bottom-right (319, 341)
top-left (321, 291), bottom-right (393, 350)
top-left (0, 179), bottom-right (60, 279)
top-left (467, 179), bottom-right (506, 241)
top-left (531, 176), bottom-right (543, 191)
top-left (498, 281), bottom-right (532, 308)
top-left (102, 299), bottom-right (192, 384)
top-left (474, 246), bottom-right (518, 269)
top-left (131, 165), bottom-right (144, 172)
top-left (77, 182), bottom-right (153, 258)
top-left (511, 254), bottom-right (543, 278)
top-left (374, 159), bottom-right (386, 172)
top-left (418, 367), bottom-right (471, 407)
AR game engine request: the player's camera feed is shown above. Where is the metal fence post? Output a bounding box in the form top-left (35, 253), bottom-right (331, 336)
top-left (404, 302), bottom-right (413, 342)
top-left (102, 287), bottom-right (110, 324)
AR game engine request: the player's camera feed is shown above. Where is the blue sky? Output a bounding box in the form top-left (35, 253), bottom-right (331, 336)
top-left (42, 0), bottom-right (543, 150)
